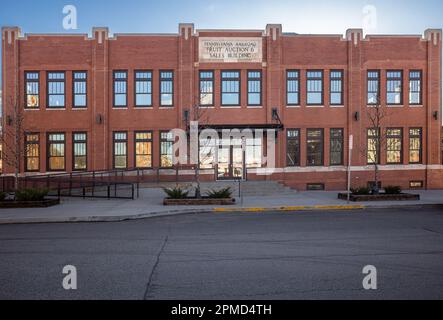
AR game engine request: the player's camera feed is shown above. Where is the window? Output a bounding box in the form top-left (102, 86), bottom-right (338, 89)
top-left (25, 72), bottom-right (40, 109)
top-left (135, 71), bottom-right (152, 107)
top-left (113, 132), bottom-right (127, 169)
top-left (47, 72), bottom-right (65, 108)
top-left (247, 71), bottom-right (262, 106)
top-left (387, 128), bottom-right (403, 164)
top-left (330, 129), bottom-right (344, 166)
top-left (367, 70), bottom-right (380, 105)
top-left (367, 129), bottom-right (380, 164)
top-left (73, 72), bottom-right (87, 108)
top-left (160, 71), bottom-right (174, 106)
top-left (409, 128), bottom-right (422, 164)
top-left (73, 133), bottom-right (87, 171)
top-left (387, 71), bottom-right (403, 105)
top-left (160, 131), bottom-right (174, 168)
top-left (113, 71), bottom-right (127, 107)
top-left (221, 71), bottom-right (240, 106)
top-left (409, 71), bottom-right (422, 105)
top-left (287, 70), bottom-right (300, 106)
top-left (199, 137), bottom-right (216, 169)
top-left (307, 71), bottom-right (323, 105)
top-left (410, 181), bottom-right (424, 189)
top-left (245, 138), bottom-right (262, 168)
top-left (307, 183), bottom-right (325, 191)
top-left (135, 132), bottom-right (153, 168)
top-left (307, 129), bottom-right (324, 166)
top-left (47, 133), bottom-right (65, 171)
top-left (199, 71), bottom-right (214, 106)
top-left (286, 129), bottom-right (300, 166)
top-left (330, 70), bottom-right (343, 105)
top-left (25, 133), bottom-right (39, 172)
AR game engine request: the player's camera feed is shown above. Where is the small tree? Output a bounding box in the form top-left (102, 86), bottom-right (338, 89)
top-left (365, 98), bottom-right (389, 195)
top-left (0, 94), bottom-right (28, 192)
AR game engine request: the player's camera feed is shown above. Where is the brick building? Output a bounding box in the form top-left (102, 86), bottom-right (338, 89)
top-left (1, 24), bottom-right (442, 190)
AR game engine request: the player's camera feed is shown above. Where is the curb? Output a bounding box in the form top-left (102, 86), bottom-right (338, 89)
top-left (213, 205), bottom-right (366, 213)
top-left (1, 203), bottom-right (442, 225)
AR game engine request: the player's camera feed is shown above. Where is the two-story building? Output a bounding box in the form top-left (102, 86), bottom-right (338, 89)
top-left (1, 24), bottom-right (442, 190)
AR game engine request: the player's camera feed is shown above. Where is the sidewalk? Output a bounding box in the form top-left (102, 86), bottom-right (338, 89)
top-left (0, 188), bottom-right (442, 225)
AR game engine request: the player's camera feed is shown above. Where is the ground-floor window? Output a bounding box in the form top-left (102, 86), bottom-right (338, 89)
top-left (25, 133), bottom-right (40, 172)
top-left (245, 138), bottom-right (262, 168)
top-left (73, 133), bottom-right (87, 171)
top-left (286, 129), bottom-right (300, 166)
top-left (367, 128), bottom-right (380, 164)
top-left (386, 128), bottom-right (403, 164)
top-left (307, 129), bottom-right (324, 166)
top-left (409, 128), bottom-right (422, 164)
top-left (47, 133), bottom-right (65, 171)
top-left (199, 137), bottom-right (216, 169)
top-left (113, 132), bottom-right (127, 169)
top-left (160, 131), bottom-right (174, 168)
top-left (330, 128), bottom-right (344, 166)
top-left (135, 132), bottom-right (153, 168)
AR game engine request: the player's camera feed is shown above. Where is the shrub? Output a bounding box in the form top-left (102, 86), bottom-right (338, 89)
top-left (0, 192), bottom-right (7, 201)
top-left (15, 188), bottom-right (49, 202)
top-left (350, 187), bottom-right (371, 195)
top-left (163, 187), bottom-right (189, 199)
top-left (384, 186), bottom-right (402, 195)
top-left (206, 187), bottom-right (233, 199)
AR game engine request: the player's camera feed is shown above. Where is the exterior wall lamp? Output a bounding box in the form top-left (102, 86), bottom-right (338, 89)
top-left (354, 112), bottom-right (360, 121)
top-left (433, 111), bottom-right (439, 120)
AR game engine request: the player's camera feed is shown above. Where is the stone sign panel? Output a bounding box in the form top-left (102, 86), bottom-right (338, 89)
top-left (199, 37), bottom-right (263, 63)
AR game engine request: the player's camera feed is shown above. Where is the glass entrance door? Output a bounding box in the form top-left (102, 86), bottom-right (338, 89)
top-left (217, 140), bottom-right (244, 180)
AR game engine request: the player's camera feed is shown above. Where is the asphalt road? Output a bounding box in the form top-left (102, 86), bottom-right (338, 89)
top-left (0, 208), bottom-right (442, 300)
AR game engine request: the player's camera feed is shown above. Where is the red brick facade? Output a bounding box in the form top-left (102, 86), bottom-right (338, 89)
top-left (1, 24), bottom-right (442, 190)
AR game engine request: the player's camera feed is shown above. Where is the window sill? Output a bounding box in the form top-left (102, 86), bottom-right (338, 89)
top-left (112, 107), bottom-right (128, 110)
top-left (409, 105), bottom-right (423, 108)
top-left (330, 105), bottom-right (345, 108)
top-left (24, 108), bottom-right (40, 111)
top-left (72, 107), bottom-right (88, 111)
top-left (247, 106), bottom-right (263, 109)
top-left (134, 107), bottom-right (154, 110)
top-left (159, 107), bottom-right (175, 110)
top-left (46, 108), bottom-right (66, 110)
top-left (306, 105), bottom-right (325, 108)
top-left (286, 105), bottom-right (301, 108)
top-left (220, 106), bottom-right (242, 109)
top-left (387, 105), bottom-right (404, 108)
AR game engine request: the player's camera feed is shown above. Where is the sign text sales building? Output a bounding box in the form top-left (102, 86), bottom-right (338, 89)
top-left (199, 37), bottom-right (263, 63)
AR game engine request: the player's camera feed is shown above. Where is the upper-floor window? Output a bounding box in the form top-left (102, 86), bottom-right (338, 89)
top-left (306, 71), bottom-right (323, 105)
top-left (47, 72), bottom-right (65, 108)
top-left (47, 133), bottom-right (66, 171)
top-left (330, 128), bottom-right (344, 165)
top-left (199, 71), bottom-right (214, 106)
top-left (135, 71), bottom-right (152, 107)
top-left (387, 71), bottom-right (403, 105)
top-left (286, 70), bottom-right (300, 106)
top-left (73, 71), bottom-right (87, 108)
top-left (113, 132), bottom-right (128, 169)
top-left (409, 71), bottom-right (422, 105)
top-left (307, 129), bottom-right (324, 166)
top-left (73, 132), bottom-right (87, 171)
top-left (25, 72), bottom-right (40, 109)
top-left (386, 128), bottom-right (403, 164)
top-left (367, 70), bottom-right (380, 105)
top-left (247, 71), bottom-right (262, 106)
top-left (286, 129), bottom-right (300, 166)
top-left (25, 133), bottom-right (40, 172)
top-left (135, 132), bottom-right (153, 168)
top-left (330, 70), bottom-right (343, 105)
top-left (160, 71), bottom-right (174, 106)
top-left (113, 71), bottom-right (127, 108)
top-left (221, 71), bottom-right (240, 106)
top-left (409, 128), bottom-right (422, 164)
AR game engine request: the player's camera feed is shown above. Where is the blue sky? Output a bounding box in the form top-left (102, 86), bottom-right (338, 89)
top-left (0, 0), bottom-right (442, 84)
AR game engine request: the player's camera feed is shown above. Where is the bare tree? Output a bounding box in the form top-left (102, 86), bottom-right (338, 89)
top-left (188, 101), bottom-right (213, 199)
top-left (0, 94), bottom-right (28, 191)
top-left (365, 100), bottom-right (389, 194)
